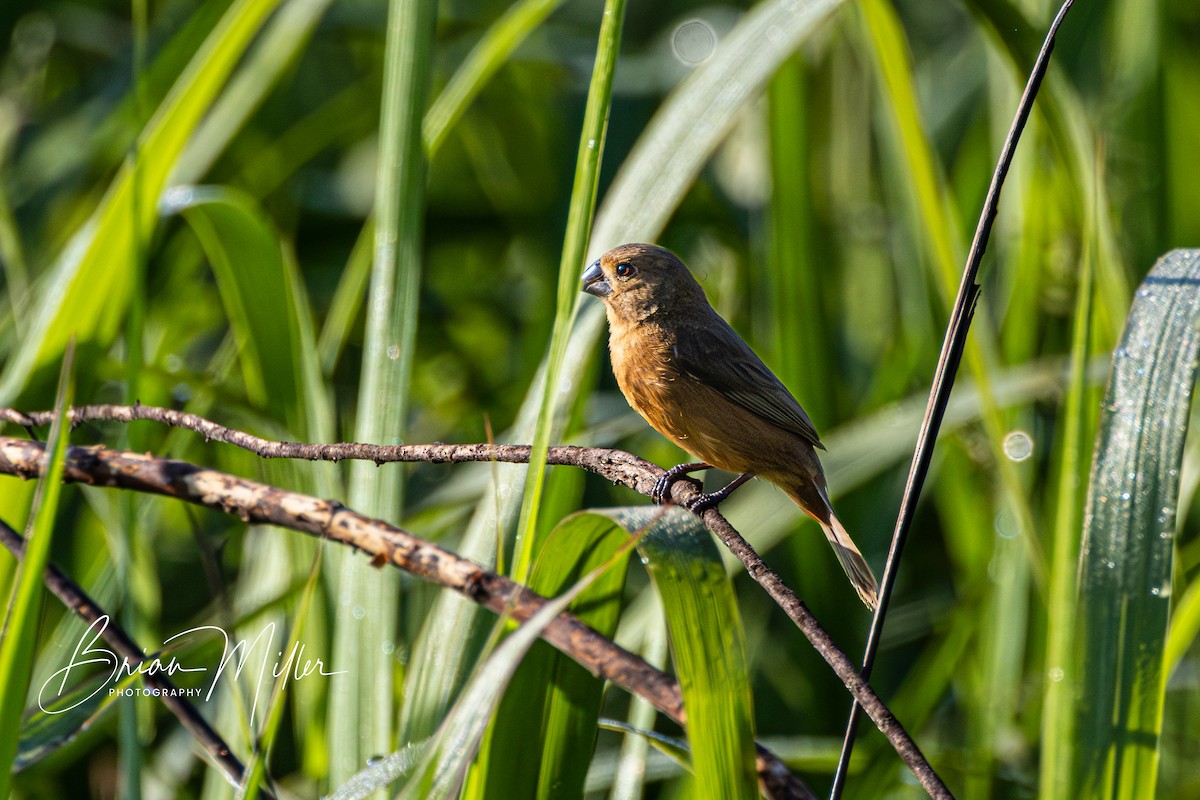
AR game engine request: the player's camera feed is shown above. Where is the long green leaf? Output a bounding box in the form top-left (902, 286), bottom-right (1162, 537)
top-left (1039, 147), bottom-right (1099, 800)
top-left (511, 0), bottom-right (627, 582)
top-left (332, 0), bottom-right (436, 784)
top-left (611, 506), bottom-right (758, 800)
top-left (1075, 249), bottom-right (1200, 798)
top-left (422, 0), bottom-right (564, 157)
top-left (0, 349), bottom-right (73, 798)
top-left (171, 0), bottom-right (337, 185)
top-left (166, 185), bottom-right (306, 423)
top-left (858, 0), bottom-right (1046, 592)
top-left (466, 512), bottom-right (631, 800)
top-left (396, 526), bottom-right (639, 800)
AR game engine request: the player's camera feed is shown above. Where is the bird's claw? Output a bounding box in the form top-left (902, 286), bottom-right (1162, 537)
top-left (681, 491), bottom-right (721, 513)
top-left (652, 462), bottom-right (709, 505)
top-left (680, 472), bottom-right (754, 513)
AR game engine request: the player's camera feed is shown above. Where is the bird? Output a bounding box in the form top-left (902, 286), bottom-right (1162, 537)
top-left (581, 242), bottom-right (879, 609)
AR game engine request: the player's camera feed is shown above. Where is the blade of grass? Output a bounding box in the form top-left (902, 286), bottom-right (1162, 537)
top-left (1074, 249), bottom-right (1200, 799)
top-left (465, 511), bottom-right (631, 800)
top-left (395, 521), bottom-right (644, 800)
top-left (395, 330), bottom-right (596, 746)
top-left (0, 347), bottom-right (74, 798)
top-left (331, 0), bottom-right (436, 784)
top-left (317, 219), bottom-right (374, 376)
top-left (969, 0), bottom-right (1130, 344)
top-left (609, 609), bottom-right (669, 800)
top-left (322, 0), bottom-right (564, 378)
top-left (510, 0), bottom-right (628, 583)
top-left (616, 506), bottom-right (758, 800)
top-left (165, 186), bottom-right (306, 423)
top-left (171, 0), bottom-right (337, 185)
top-left (1038, 144), bottom-right (1098, 800)
top-left (119, 4), bottom-right (151, 793)
top-left (765, 55), bottom-right (829, 418)
top-left (857, 0), bottom-right (1046, 585)
top-left (832, 4), bottom-right (1075, 792)
top-left (240, 546), bottom-right (325, 800)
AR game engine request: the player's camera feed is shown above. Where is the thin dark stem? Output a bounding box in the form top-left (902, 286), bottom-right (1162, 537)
top-left (829, 2), bottom-right (1076, 797)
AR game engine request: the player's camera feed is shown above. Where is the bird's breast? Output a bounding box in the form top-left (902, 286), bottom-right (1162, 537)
top-left (609, 325), bottom-right (687, 434)
top-left (608, 321), bottom-right (808, 475)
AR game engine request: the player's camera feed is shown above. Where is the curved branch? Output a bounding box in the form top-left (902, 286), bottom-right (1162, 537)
top-left (1, 405), bottom-right (952, 798)
top-left (0, 436), bottom-right (809, 800)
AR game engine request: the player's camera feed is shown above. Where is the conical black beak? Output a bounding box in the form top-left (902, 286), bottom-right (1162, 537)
top-left (581, 260), bottom-right (611, 297)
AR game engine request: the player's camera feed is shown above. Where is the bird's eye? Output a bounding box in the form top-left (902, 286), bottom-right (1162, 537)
top-left (615, 262), bottom-right (636, 279)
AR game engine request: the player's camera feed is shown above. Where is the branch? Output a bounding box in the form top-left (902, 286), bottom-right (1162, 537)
top-left (1, 404), bottom-right (951, 797)
top-left (0, 436), bottom-right (809, 800)
top-left (0, 519), bottom-right (266, 797)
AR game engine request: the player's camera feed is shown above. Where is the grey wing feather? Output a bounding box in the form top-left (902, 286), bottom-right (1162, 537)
top-left (672, 320), bottom-right (824, 449)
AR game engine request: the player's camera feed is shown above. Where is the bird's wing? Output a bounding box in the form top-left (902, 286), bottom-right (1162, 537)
top-left (672, 319), bottom-right (825, 449)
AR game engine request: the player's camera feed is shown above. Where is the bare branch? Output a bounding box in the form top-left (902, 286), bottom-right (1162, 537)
top-left (0, 435), bottom-right (812, 800)
top-left (1, 405), bottom-right (951, 797)
top-left (1, 404), bottom-right (657, 489)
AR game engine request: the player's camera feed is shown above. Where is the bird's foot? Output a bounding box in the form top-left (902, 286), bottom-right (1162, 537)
top-left (652, 462), bottom-right (710, 505)
top-left (680, 472), bottom-right (754, 513)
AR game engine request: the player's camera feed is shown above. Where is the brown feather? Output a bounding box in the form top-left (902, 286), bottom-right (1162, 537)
top-left (584, 243), bottom-right (878, 609)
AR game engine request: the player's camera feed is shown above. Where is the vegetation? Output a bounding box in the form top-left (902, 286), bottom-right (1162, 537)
top-left (0, 0), bottom-right (1197, 797)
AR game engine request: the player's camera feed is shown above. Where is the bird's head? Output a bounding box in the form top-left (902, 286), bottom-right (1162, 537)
top-left (581, 243), bottom-right (707, 322)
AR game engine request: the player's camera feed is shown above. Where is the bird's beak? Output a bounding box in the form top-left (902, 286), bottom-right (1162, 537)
top-left (581, 260), bottom-right (611, 297)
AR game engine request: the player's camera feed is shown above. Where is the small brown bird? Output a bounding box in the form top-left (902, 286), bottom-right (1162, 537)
top-left (582, 243), bottom-right (879, 609)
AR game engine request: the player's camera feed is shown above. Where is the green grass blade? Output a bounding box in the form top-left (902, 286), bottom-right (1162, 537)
top-left (1039, 153), bottom-right (1099, 800)
top-left (607, 611), bottom-right (669, 799)
top-left (511, 0), bottom-right (627, 583)
top-left (326, 743), bottom-right (429, 800)
top-left (317, 219), bottom-right (374, 376)
top-left (1075, 249), bottom-right (1200, 799)
top-left (466, 511), bottom-right (631, 800)
top-left (765, 56), bottom-right (829, 416)
top-left (395, 335), bottom-right (591, 748)
top-left (1164, 578), bottom-right (1200, 676)
top-left (0, 348), bottom-right (74, 798)
top-left (858, 0), bottom-right (1047, 592)
top-left (332, 0), bottom-right (436, 784)
top-left (16, 670), bottom-right (141, 770)
top-left (240, 548), bottom-right (325, 800)
top-left (0, 0), bottom-right (283, 403)
top-left (612, 506), bottom-right (758, 800)
top-left (165, 186), bottom-right (306, 423)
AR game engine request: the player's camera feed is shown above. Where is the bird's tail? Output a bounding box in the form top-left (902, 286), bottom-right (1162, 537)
top-left (778, 476), bottom-right (879, 610)
top-left (818, 512), bottom-right (879, 611)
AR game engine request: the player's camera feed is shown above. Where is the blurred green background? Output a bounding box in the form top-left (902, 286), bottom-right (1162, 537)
top-left (0, 0), bottom-right (1198, 797)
